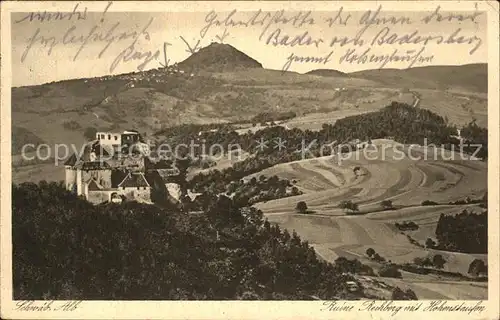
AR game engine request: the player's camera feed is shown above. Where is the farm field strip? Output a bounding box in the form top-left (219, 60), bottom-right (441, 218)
top-left (352, 217), bottom-right (411, 247)
top-left (305, 160), bottom-right (345, 186)
top-left (375, 277), bottom-right (471, 300)
top-left (426, 162), bottom-right (465, 188)
top-left (415, 162), bottom-right (458, 188)
top-left (317, 158), bottom-right (354, 182)
top-left (289, 163), bottom-right (338, 190)
top-left (366, 205), bottom-right (478, 221)
top-left (255, 187), bottom-right (365, 213)
top-left (356, 165), bottom-right (416, 206)
top-left (336, 218), bottom-right (375, 245)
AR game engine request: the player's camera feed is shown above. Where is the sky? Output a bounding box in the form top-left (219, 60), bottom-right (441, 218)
top-left (10, 6), bottom-right (487, 87)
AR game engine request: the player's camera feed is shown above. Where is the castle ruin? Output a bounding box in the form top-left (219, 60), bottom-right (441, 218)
top-left (64, 130), bottom-right (180, 205)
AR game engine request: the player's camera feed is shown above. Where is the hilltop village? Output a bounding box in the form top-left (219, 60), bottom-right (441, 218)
top-left (64, 130), bottom-right (182, 205)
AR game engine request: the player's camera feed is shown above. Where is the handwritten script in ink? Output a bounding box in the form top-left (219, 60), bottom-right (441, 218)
top-left (197, 5), bottom-right (484, 72)
top-left (17, 2), bottom-right (161, 73)
top-left (17, 4), bottom-right (485, 73)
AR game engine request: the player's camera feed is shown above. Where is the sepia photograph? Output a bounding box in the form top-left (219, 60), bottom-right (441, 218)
top-left (1, 1), bottom-right (499, 319)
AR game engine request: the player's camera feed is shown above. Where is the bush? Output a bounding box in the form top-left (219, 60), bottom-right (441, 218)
top-left (366, 248), bottom-right (375, 258)
top-left (83, 127), bottom-right (97, 141)
top-left (380, 200), bottom-right (393, 210)
top-left (395, 221), bottom-right (419, 231)
top-left (291, 186), bottom-right (301, 196)
top-left (339, 200), bottom-right (359, 214)
top-left (379, 265), bottom-right (402, 278)
top-left (334, 257), bottom-right (374, 276)
top-left (468, 259), bottom-right (487, 276)
top-left (425, 238), bottom-right (436, 249)
top-left (373, 253), bottom-right (386, 263)
top-left (401, 264), bottom-right (430, 275)
top-left (432, 254), bottom-right (446, 269)
top-left (421, 200), bottom-right (439, 206)
top-left (63, 120), bottom-right (81, 130)
top-left (391, 287), bottom-right (418, 300)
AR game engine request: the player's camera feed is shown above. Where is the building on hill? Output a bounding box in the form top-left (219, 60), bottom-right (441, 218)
top-left (64, 156), bottom-right (112, 196)
top-left (84, 172), bottom-right (152, 205)
top-left (64, 130), bottom-right (179, 205)
top-left (96, 129), bottom-right (141, 148)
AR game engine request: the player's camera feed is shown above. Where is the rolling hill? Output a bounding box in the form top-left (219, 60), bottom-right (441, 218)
top-left (306, 69), bottom-right (347, 77)
top-left (308, 63), bottom-right (487, 93)
top-left (11, 42), bottom-right (487, 157)
top-left (178, 42), bottom-right (263, 72)
top-left (254, 140), bottom-right (487, 299)
top-left (348, 63), bottom-right (488, 93)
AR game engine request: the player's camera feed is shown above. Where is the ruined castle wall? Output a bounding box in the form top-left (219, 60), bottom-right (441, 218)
top-left (76, 170), bottom-right (84, 196)
top-left (120, 187), bottom-right (151, 203)
top-left (134, 189), bottom-right (152, 203)
top-left (65, 167), bottom-right (77, 193)
top-left (87, 190), bottom-right (114, 205)
top-left (80, 169), bottom-right (112, 188)
top-left (122, 157), bottom-right (145, 172)
top-left (165, 183), bottom-right (182, 202)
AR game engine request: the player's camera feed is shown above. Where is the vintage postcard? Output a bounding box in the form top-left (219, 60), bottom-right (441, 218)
top-left (1, 1), bottom-right (499, 319)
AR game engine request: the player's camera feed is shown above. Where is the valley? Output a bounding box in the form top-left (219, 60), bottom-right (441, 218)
top-left (11, 43), bottom-right (489, 301)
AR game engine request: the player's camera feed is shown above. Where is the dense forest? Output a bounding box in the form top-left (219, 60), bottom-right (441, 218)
top-left (434, 209), bottom-right (487, 254)
top-left (13, 181), bottom-right (368, 300)
top-left (250, 111), bottom-right (297, 124)
top-left (157, 102), bottom-right (487, 158)
top-left (460, 120), bottom-right (488, 159)
top-left (186, 103), bottom-right (487, 191)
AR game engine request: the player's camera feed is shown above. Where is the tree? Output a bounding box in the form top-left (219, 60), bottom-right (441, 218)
top-left (413, 257), bottom-right (424, 266)
top-left (481, 192), bottom-right (488, 208)
top-left (291, 186), bottom-right (300, 196)
top-left (468, 259), bottom-right (487, 276)
top-left (333, 257), bottom-right (373, 275)
top-left (339, 200), bottom-right (349, 211)
top-left (295, 201), bottom-right (308, 214)
top-left (432, 254), bottom-right (446, 269)
top-left (425, 238), bottom-right (436, 249)
top-left (373, 253), bottom-right (385, 262)
top-left (14, 181), bottom-right (355, 300)
top-left (422, 257), bottom-right (433, 267)
top-left (379, 264), bottom-right (402, 278)
top-left (421, 200), bottom-right (438, 206)
top-left (339, 200), bottom-right (359, 213)
top-left (350, 202), bottom-right (359, 213)
top-left (405, 288), bottom-right (418, 300)
top-left (380, 200), bottom-right (393, 210)
top-left (83, 127), bottom-right (97, 141)
top-left (434, 209), bottom-right (487, 254)
top-left (366, 248), bottom-right (375, 258)
top-left (391, 287), bottom-right (417, 300)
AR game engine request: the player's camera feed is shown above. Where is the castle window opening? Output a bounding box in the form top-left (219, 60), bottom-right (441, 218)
top-left (108, 134), bottom-right (111, 139)
top-left (100, 134), bottom-right (105, 139)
